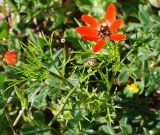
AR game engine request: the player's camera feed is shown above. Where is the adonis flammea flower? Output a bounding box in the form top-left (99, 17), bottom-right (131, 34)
top-left (4, 50), bottom-right (18, 65)
top-left (76, 3), bottom-right (126, 53)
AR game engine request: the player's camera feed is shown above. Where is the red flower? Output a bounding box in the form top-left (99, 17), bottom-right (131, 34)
top-left (76, 3), bottom-right (126, 53)
top-left (4, 50), bottom-right (18, 65)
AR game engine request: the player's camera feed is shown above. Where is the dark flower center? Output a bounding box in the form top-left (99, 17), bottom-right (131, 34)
top-left (98, 25), bottom-right (111, 39)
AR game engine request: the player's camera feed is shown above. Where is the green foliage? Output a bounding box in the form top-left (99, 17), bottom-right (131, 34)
top-left (0, 21), bottom-right (8, 39)
top-left (0, 0), bottom-right (160, 134)
top-left (76, 0), bottom-right (116, 18)
top-left (118, 66), bottom-right (129, 84)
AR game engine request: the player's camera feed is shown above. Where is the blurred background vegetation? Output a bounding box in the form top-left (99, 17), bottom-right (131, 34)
top-left (0, 0), bottom-right (160, 134)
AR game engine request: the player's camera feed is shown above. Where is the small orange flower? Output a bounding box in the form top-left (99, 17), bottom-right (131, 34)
top-left (76, 3), bottom-right (126, 53)
top-left (4, 50), bottom-right (18, 65)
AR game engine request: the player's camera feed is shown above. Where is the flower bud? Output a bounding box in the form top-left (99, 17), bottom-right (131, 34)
top-left (4, 50), bottom-right (18, 65)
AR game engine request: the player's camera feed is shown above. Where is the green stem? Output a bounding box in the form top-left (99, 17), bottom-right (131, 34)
top-left (107, 107), bottom-right (113, 124)
top-left (49, 87), bottom-right (76, 126)
top-left (49, 46), bottom-right (53, 59)
top-left (5, 110), bottom-right (17, 135)
top-left (52, 72), bottom-right (73, 88)
top-left (13, 83), bottom-right (45, 126)
top-left (106, 42), bottom-right (120, 92)
top-left (62, 43), bottom-right (67, 77)
top-left (43, 66), bottom-right (74, 89)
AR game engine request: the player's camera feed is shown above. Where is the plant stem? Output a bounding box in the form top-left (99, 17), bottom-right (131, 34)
top-left (13, 108), bottom-right (25, 127)
top-left (43, 66), bottom-right (74, 89)
top-left (5, 110), bottom-right (17, 135)
top-left (49, 87), bottom-right (76, 126)
top-left (62, 43), bottom-right (67, 77)
top-left (13, 83), bottom-right (45, 126)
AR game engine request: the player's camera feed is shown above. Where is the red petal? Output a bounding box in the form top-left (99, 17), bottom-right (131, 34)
top-left (106, 4), bottom-right (116, 26)
top-left (93, 39), bottom-right (106, 53)
top-left (82, 35), bottom-right (100, 41)
top-left (81, 15), bottom-right (100, 28)
top-left (110, 19), bottom-right (123, 32)
top-left (4, 50), bottom-right (18, 65)
top-left (76, 26), bottom-right (98, 37)
top-left (109, 34), bottom-right (126, 41)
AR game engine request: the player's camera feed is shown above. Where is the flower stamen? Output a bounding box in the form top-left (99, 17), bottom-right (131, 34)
top-left (98, 25), bottom-right (111, 39)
